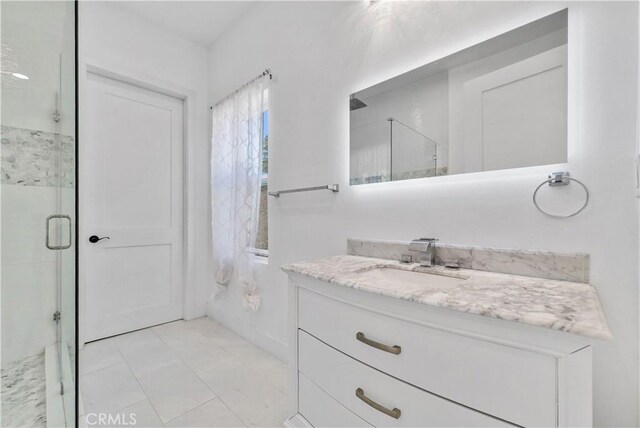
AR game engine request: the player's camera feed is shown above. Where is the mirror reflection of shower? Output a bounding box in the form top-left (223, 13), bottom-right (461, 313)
top-left (349, 94), bottom-right (368, 111)
top-left (349, 116), bottom-right (441, 185)
top-left (386, 116), bottom-right (439, 181)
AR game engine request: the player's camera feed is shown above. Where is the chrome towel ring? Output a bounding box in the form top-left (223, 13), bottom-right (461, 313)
top-left (533, 172), bottom-right (589, 218)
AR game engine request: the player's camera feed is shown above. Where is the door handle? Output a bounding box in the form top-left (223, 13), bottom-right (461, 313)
top-left (89, 235), bottom-right (110, 243)
top-left (46, 215), bottom-right (72, 250)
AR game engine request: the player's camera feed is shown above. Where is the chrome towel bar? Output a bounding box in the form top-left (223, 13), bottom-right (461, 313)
top-left (268, 184), bottom-right (339, 198)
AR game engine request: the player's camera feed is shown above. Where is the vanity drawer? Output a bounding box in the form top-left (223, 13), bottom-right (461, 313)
top-left (298, 288), bottom-right (557, 427)
top-left (299, 372), bottom-right (373, 427)
top-left (299, 330), bottom-right (515, 427)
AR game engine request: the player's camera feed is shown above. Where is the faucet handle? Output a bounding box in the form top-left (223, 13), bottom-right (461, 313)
top-left (420, 238), bottom-right (439, 242)
top-left (400, 254), bottom-right (413, 264)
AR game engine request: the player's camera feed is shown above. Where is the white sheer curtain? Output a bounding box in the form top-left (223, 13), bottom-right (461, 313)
top-left (211, 76), bottom-right (267, 312)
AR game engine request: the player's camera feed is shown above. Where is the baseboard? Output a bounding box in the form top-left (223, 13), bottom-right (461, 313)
top-left (206, 309), bottom-right (288, 362)
top-left (184, 303), bottom-right (207, 321)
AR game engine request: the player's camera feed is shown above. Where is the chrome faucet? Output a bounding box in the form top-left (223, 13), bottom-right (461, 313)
top-left (409, 238), bottom-right (438, 267)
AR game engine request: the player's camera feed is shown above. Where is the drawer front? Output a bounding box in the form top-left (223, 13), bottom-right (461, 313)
top-left (299, 288), bottom-right (557, 427)
top-left (299, 372), bottom-right (373, 428)
top-left (299, 330), bottom-right (515, 428)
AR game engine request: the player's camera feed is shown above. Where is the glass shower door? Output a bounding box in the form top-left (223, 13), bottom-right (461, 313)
top-left (389, 118), bottom-right (439, 181)
top-left (1, 1), bottom-right (77, 427)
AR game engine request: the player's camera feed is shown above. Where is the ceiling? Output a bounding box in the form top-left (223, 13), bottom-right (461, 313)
top-left (114, 1), bottom-right (257, 47)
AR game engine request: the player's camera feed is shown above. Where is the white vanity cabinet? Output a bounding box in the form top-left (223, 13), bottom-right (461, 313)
top-left (285, 273), bottom-right (595, 428)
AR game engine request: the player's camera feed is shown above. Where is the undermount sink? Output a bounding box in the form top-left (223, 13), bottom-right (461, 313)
top-left (353, 268), bottom-right (464, 290)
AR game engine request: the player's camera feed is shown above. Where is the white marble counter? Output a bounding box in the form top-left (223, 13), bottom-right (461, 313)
top-left (282, 255), bottom-right (611, 340)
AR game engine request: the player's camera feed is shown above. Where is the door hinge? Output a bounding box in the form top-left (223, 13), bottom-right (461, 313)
top-left (53, 311), bottom-right (61, 323)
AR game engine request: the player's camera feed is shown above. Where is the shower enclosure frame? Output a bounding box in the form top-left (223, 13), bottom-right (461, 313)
top-left (74, 1), bottom-right (79, 425)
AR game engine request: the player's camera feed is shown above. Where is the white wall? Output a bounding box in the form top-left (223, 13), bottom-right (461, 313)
top-left (78, 2), bottom-right (210, 325)
top-left (207, 2), bottom-right (639, 425)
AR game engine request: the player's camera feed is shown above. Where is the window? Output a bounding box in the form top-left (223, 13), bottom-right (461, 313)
top-left (254, 110), bottom-right (269, 255)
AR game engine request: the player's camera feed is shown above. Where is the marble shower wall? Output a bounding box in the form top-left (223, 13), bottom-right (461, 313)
top-left (347, 238), bottom-right (589, 283)
top-left (1, 125), bottom-right (74, 188)
top-left (0, 353), bottom-right (46, 427)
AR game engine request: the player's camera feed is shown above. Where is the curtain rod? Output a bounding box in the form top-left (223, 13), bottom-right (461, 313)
top-left (209, 68), bottom-right (272, 110)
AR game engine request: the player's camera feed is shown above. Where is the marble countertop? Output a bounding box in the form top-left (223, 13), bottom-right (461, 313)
top-left (282, 255), bottom-right (612, 340)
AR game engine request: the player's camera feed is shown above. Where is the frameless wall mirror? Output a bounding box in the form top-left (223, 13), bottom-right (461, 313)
top-left (349, 9), bottom-right (568, 185)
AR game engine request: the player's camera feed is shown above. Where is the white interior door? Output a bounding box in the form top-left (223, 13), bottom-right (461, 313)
top-left (84, 72), bottom-right (183, 342)
top-left (463, 45), bottom-right (567, 173)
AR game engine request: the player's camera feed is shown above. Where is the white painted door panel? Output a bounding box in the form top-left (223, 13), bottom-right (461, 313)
top-left (84, 73), bottom-right (183, 341)
top-left (463, 45), bottom-right (567, 172)
top-left (298, 331), bottom-right (515, 428)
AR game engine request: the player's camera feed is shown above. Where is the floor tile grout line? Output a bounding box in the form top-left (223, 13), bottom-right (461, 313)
top-left (163, 396), bottom-right (247, 427)
top-left (161, 397), bottom-right (217, 425)
top-left (212, 392), bottom-right (253, 427)
top-left (149, 323), bottom-right (224, 400)
top-left (162, 320), bottom-right (272, 427)
top-left (150, 320), bottom-right (274, 394)
top-left (81, 319), bottom-right (285, 428)
top-left (81, 323), bottom-right (195, 424)
top-left (174, 319), bottom-right (245, 360)
top-left (79, 339), bottom-right (129, 377)
top-left (112, 333), bottom-right (168, 427)
top-left (78, 358), bottom-right (130, 391)
top-left (142, 321), bottom-right (250, 423)
top-left (150, 322), bottom-right (255, 427)
top-left (199, 368), bottom-right (287, 427)
top-left (79, 364), bottom-right (154, 425)
top-left (79, 359), bottom-right (123, 378)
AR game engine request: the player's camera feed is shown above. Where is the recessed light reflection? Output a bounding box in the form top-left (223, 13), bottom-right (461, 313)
top-left (11, 72), bottom-right (29, 80)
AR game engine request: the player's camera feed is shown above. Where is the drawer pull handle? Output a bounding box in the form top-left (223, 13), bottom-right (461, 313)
top-left (356, 388), bottom-right (401, 419)
top-left (356, 332), bottom-right (401, 355)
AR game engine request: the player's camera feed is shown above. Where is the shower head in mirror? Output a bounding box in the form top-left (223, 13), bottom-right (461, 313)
top-left (350, 95), bottom-right (367, 111)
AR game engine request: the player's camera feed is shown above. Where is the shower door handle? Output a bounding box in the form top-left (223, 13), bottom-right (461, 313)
top-left (46, 215), bottom-right (72, 250)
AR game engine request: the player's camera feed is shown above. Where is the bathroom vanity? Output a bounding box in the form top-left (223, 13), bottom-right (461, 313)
top-left (282, 240), bottom-right (610, 428)
top-left (290, 7), bottom-right (612, 426)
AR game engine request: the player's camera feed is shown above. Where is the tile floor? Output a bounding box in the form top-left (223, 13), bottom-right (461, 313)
top-left (80, 317), bottom-right (288, 427)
